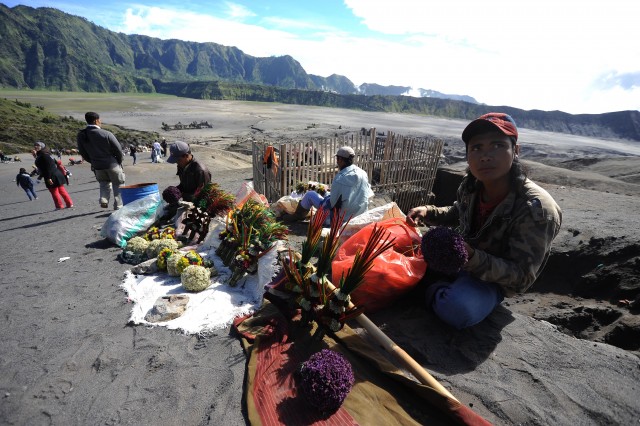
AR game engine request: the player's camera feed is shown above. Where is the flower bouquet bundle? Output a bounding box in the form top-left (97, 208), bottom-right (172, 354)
top-left (156, 247), bottom-right (175, 271)
top-left (177, 183), bottom-right (235, 245)
top-left (297, 349), bottom-right (355, 414)
top-left (146, 238), bottom-right (180, 259)
top-left (181, 265), bottom-right (211, 292)
top-left (192, 182), bottom-right (236, 218)
top-left (295, 181), bottom-right (328, 196)
top-left (166, 249), bottom-right (205, 277)
top-left (421, 226), bottom-right (468, 276)
top-left (162, 186), bottom-right (182, 205)
top-left (217, 199), bottom-right (288, 286)
top-left (274, 208), bottom-right (395, 336)
top-left (268, 208), bottom-right (461, 404)
top-left (121, 236), bottom-right (150, 265)
top-left (144, 226), bottom-right (176, 241)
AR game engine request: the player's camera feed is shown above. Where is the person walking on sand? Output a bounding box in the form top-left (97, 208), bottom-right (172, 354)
top-left (129, 145), bottom-right (137, 165)
top-left (152, 140), bottom-right (162, 163)
top-left (16, 167), bottom-right (38, 201)
top-left (77, 112), bottom-right (125, 210)
top-left (406, 113), bottom-right (562, 329)
top-left (33, 142), bottom-right (74, 209)
top-left (161, 138), bottom-right (167, 157)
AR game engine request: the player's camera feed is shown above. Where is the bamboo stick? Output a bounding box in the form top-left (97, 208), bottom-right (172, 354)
top-left (322, 280), bottom-right (460, 403)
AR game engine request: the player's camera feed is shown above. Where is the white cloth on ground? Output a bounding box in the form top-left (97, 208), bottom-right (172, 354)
top-left (121, 220), bottom-right (282, 334)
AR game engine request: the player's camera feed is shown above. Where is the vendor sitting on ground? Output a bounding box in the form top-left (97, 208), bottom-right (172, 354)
top-left (327, 146), bottom-right (374, 221)
top-left (166, 141), bottom-right (211, 202)
top-left (406, 112), bottom-right (562, 330)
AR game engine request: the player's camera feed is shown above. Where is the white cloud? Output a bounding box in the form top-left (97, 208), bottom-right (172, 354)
top-left (342, 0), bottom-right (640, 112)
top-left (112, 1), bottom-right (639, 113)
top-left (224, 2), bottom-right (256, 20)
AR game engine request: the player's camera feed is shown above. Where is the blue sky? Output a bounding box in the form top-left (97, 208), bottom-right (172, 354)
top-left (4, 0), bottom-right (639, 114)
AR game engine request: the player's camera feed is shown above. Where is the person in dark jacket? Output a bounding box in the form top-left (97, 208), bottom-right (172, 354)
top-left (77, 112), bottom-right (125, 210)
top-left (166, 141), bottom-right (211, 202)
top-left (16, 167), bottom-right (38, 200)
top-left (406, 113), bottom-right (561, 329)
top-left (33, 142), bottom-right (74, 209)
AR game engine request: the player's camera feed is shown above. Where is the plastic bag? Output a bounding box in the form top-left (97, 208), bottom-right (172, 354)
top-left (269, 195), bottom-right (299, 217)
top-left (339, 202), bottom-right (406, 244)
top-left (331, 218), bottom-right (427, 313)
top-left (235, 181), bottom-right (268, 208)
top-left (100, 193), bottom-right (165, 248)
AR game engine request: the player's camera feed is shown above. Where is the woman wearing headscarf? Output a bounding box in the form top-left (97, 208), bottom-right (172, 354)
top-left (33, 141), bottom-right (74, 210)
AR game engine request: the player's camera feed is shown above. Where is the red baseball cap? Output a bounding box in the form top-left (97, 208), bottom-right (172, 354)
top-left (462, 112), bottom-right (518, 144)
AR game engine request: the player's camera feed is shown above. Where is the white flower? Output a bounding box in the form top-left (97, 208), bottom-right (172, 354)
top-left (181, 265), bottom-right (211, 292)
top-left (166, 253), bottom-right (185, 277)
top-left (125, 236), bottom-right (149, 255)
top-left (146, 238), bottom-right (179, 258)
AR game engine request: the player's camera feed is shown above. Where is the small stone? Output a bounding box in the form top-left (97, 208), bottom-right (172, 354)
top-left (131, 258), bottom-right (159, 275)
top-left (145, 295), bottom-right (189, 323)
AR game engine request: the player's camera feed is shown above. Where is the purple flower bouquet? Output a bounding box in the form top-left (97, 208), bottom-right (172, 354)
top-left (421, 226), bottom-right (468, 275)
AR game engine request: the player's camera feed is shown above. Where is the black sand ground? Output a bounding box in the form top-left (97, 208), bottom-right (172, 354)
top-left (0, 154), bottom-right (252, 425)
top-left (1, 97), bottom-right (639, 424)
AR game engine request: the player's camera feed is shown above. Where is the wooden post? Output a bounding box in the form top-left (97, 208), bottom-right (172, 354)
top-left (322, 280), bottom-right (460, 403)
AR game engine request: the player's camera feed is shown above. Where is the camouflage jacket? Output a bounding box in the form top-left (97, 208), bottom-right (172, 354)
top-left (425, 175), bottom-right (562, 296)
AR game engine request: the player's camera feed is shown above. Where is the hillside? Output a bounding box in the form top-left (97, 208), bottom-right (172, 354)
top-left (0, 97), bottom-right (159, 154)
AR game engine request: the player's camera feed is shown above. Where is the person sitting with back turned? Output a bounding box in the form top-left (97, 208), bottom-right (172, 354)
top-left (406, 113), bottom-right (562, 329)
top-left (166, 141), bottom-right (211, 202)
top-left (327, 146), bottom-right (374, 221)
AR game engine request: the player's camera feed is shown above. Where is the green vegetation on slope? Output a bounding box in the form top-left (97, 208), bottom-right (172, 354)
top-left (0, 97), bottom-right (159, 154)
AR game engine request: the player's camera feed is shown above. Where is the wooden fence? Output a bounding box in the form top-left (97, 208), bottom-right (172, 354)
top-left (252, 130), bottom-right (444, 213)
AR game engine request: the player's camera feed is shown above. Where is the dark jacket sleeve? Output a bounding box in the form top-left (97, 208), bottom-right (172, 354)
top-left (108, 132), bottom-right (124, 165)
top-left (77, 129), bottom-right (91, 163)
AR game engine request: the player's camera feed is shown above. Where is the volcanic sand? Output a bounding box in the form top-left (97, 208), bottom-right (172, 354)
top-left (1, 94), bottom-right (639, 424)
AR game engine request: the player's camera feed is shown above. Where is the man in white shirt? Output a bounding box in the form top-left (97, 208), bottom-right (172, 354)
top-left (152, 140), bottom-right (162, 163)
top-left (328, 146), bottom-right (373, 220)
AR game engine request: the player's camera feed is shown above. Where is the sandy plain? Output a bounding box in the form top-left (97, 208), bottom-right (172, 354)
top-left (1, 92), bottom-right (639, 425)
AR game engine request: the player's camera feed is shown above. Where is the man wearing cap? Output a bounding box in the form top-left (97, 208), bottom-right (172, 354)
top-left (328, 146), bottom-right (374, 220)
top-left (77, 112), bottom-right (125, 210)
top-left (166, 141), bottom-right (211, 202)
top-left (406, 112), bottom-right (562, 329)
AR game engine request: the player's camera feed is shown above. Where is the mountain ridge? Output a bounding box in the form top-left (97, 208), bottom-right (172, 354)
top-left (1, 4), bottom-right (639, 141)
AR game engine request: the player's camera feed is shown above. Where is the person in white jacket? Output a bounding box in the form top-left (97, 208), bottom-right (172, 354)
top-left (328, 146), bottom-right (374, 221)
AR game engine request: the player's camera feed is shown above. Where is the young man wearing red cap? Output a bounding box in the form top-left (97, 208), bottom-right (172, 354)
top-left (407, 113), bottom-right (562, 329)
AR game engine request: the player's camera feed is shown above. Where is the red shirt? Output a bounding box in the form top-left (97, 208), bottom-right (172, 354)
top-left (474, 189), bottom-right (507, 231)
